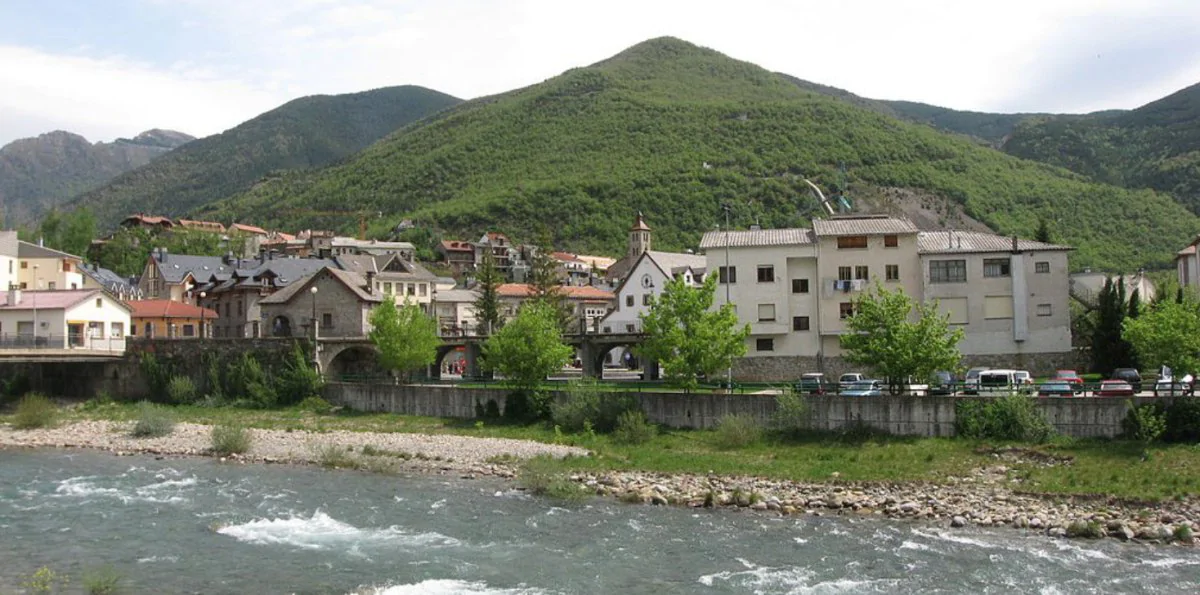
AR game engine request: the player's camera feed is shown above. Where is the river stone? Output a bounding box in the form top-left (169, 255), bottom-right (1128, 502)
top-left (1117, 525), bottom-right (1136, 541)
top-left (951, 516), bottom-right (967, 528)
top-left (750, 501), bottom-right (768, 511)
top-left (899, 502), bottom-right (919, 514)
top-left (1030, 517), bottom-right (1044, 529)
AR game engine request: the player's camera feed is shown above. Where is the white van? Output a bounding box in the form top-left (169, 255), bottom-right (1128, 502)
top-left (977, 369), bottom-right (1021, 395)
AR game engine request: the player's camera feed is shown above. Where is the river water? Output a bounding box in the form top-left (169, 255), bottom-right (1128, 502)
top-left (2, 449), bottom-right (1199, 594)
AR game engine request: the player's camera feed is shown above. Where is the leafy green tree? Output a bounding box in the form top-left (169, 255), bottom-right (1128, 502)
top-left (1091, 277), bottom-right (1136, 374)
top-left (368, 299), bottom-right (440, 382)
top-left (473, 249), bottom-right (503, 335)
top-left (482, 301), bottom-right (574, 418)
top-left (636, 275), bottom-right (749, 390)
top-left (840, 285), bottom-right (964, 394)
top-left (1123, 301), bottom-right (1200, 377)
top-left (30, 208), bottom-right (96, 258)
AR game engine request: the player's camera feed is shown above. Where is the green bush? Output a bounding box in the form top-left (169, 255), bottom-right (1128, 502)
top-left (612, 410), bottom-right (657, 445)
top-left (313, 443), bottom-right (356, 469)
top-left (166, 376), bottom-right (197, 404)
top-left (1122, 401), bottom-right (1167, 443)
top-left (1066, 519), bottom-right (1104, 539)
top-left (955, 395), bottom-right (1055, 443)
top-left (130, 402), bottom-right (175, 438)
top-left (276, 343), bottom-right (323, 406)
top-left (770, 389), bottom-right (809, 437)
top-left (297, 396), bottom-right (333, 414)
top-left (503, 390), bottom-right (551, 422)
top-left (518, 456), bottom-right (588, 502)
top-left (551, 379), bottom-right (640, 433)
top-left (713, 413), bottom-right (763, 449)
top-left (211, 423), bottom-right (253, 455)
top-left (82, 565), bottom-right (124, 595)
top-left (11, 393), bottom-right (58, 429)
top-left (140, 353), bottom-right (173, 402)
top-left (1163, 399), bottom-right (1200, 443)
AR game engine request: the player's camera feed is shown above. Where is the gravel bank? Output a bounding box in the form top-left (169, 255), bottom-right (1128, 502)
top-left (0, 421), bottom-right (587, 476)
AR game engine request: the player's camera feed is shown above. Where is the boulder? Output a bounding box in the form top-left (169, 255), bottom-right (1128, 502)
top-left (951, 516), bottom-right (967, 528)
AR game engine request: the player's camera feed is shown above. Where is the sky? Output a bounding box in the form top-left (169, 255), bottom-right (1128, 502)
top-left (2, 0), bottom-right (1200, 146)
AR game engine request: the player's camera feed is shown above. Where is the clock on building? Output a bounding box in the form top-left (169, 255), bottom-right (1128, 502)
top-left (641, 274), bottom-right (653, 288)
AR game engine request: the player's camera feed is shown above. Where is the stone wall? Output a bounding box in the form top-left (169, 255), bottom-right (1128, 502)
top-left (324, 382), bottom-right (1151, 438)
top-left (0, 359), bottom-right (140, 400)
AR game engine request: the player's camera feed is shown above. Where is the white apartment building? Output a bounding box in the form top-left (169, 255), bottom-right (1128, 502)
top-left (0, 231), bottom-right (17, 291)
top-left (699, 215), bottom-right (1073, 380)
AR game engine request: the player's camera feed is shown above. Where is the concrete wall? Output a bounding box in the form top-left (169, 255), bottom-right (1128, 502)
top-left (324, 382), bottom-right (1155, 438)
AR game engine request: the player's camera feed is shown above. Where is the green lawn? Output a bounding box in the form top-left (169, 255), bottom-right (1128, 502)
top-left (7, 401), bottom-right (1200, 502)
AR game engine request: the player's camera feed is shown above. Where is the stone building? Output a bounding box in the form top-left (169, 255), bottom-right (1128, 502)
top-left (259, 267), bottom-right (382, 338)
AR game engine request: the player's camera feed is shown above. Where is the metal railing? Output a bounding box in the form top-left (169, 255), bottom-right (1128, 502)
top-left (0, 333), bottom-right (127, 352)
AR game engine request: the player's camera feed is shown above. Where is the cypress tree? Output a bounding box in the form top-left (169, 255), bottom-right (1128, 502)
top-left (1035, 218), bottom-right (1052, 243)
top-left (473, 250), bottom-right (503, 335)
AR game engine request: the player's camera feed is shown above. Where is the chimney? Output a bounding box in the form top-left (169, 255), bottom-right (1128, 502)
top-left (947, 229), bottom-right (953, 249)
top-left (365, 270), bottom-right (376, 292)
top-left (7, 287), bottom-right (20, 306)
top-left (38, 237), bottom-right (44, 247)
top-left (1011, 235), bottom-right (1019, 253)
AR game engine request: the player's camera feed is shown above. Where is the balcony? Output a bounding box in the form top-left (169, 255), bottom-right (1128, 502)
top-left (821, 279), bottom-right (868, 298)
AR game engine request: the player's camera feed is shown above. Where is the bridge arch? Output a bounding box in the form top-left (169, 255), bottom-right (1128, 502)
top-left (321, 342), bottom-right (383, 379)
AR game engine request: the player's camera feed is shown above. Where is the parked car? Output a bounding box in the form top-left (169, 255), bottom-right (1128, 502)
top-left (838, 373), bottom-right (866, 390)
top-left (1154, 374), bottom-right (1194, 397)
top-left (841, 380), bottom-right (882, 397)
top-left (1112, 368), bottom-right (1143, 393)
top-left (963, 367), bottom-right (990, 395)
top-left (1013, 370), bottom-right (1034, 393)
top-left (1038, 381), bottom-right (1076, 397)
top-left (795, 373), bottom-right (828, 395)
top-left (1096, 380), bottom-right (1135, 397)
top-left (978, 369), bottom-right (1024, 395)
top-left (929, 370), bottom-right (955, 396)
top-left (1052, 370), bottom-right (1084, 392)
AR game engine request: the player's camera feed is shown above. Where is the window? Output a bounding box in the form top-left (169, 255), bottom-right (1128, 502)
top-left (756, 265), bottom-right (774, 283)
top-left (384, 282), bottom-right (393, 294)
top-left (182, 324), bottom-right (195, 337)
top-left (626, 324), bottom-right (636, 333)
top-left (20, 261), bottom-right (27, 269)
top-left (603, 326), bottom-right (611, 334)
top-left (793, 316), bottom-right (810, 331)
top-left (838, 266), bottom-right (852, 281)
top-left (984, 296), bottom-right (1014, 319)
top-left (625, 295), bottom-right (634, 307)
top-left (1035, 261), bottom-right (1050, 274)
top-left (95, 298), bottom-right (102, 308)
top-left (886, 265), bottom-right (899, 281)
top-left (983, 258), bottom-right (1011, 278)
top-left (757, 303), bottom-right (776, 322)
top-left (63, 262), bottom-right (72, 273)
top-left (756, 338), bottom-right (774, 352)
top-left (111, 322), bottom-right (123, 338)
top-left (854, 265), bottom-right (869, 281)
top-left (884, 235), bottom-right (898, 248)
top-left (48, 282), bottom-right (56, 290)
top-left (791, 278), bottom-right (809, 294)
top-left (18, 282), bottom-right (26, 289)
top-left (643, 294), bottom-right (652, 306)
top-left (1037, 304), bottom-right (1052, 317)
top-left (419, 284), bottom-right (427, 297)
top-left (322, 313), bottom-right (334, 328)
top-left (839, 302), bottom-right (854, 319)
top-left (938, 297), bottom-right (969, 324)
top-left (929, 259), bottom-right (967, 283)
top-left (144, 322), bottom-right (152, 337)
top-left (237, 301), bottom-right (243, 316)
top-left (718, 266), bottom-right (737, 284)
top-left (837, 235), bottom-right (868, 249)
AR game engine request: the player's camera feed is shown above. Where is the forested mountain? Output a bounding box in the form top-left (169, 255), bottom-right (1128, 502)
top-left (72, 85), bottom-right (462, 228)
top-left (0, 129), bottom-right (193, 225)
top-left (1002, 83), bottom-right (1200, 212)
top-left (197, 37), bottom-right (1198, 271)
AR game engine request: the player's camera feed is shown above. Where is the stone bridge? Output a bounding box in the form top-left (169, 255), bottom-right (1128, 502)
top-left (317, 332), bottom-right (650, 379)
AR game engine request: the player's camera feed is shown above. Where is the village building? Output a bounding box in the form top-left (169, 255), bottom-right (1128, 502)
top-left (432, 288), bottom-right (480, 335)
top-left (0, 288), bottom-right (131, 352)
top-left (127, 299), bottom-right (219, 339)
top-left (16, 241), bottom-right (85, 291)
top-left (496, 283), bottom-right (615, 333)
top-left (259, 267), bottom-right (382, 338)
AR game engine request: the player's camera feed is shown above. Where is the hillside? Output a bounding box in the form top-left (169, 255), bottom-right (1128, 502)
top-left (1002, 83), bottom-right (1200, 212)
top-left (72, 85), bottom-right (462, 228)
top-left (199, 38), bottom-right (1199, 271)
top-left (0, 129), bottom-right (193, 225)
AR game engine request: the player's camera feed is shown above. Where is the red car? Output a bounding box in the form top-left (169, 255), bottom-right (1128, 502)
top-left (1053, 370), bottom-right (1084, 388)
top-left (1096, 380), bottom-right (1134, 397)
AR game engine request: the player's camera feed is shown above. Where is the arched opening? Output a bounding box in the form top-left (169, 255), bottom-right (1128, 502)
top-left (327, 346), bottom-right (384, 380)
top-left (271, 316), bottom-right (292, 337)
top-left (596, 344), bottom-right (642, 380)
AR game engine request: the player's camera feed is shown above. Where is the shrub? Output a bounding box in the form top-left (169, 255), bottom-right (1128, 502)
top-left (140, 353), bottom-right (173, 402)
top-left (503, 390), bottom-right (552, 422)
top-left (130, 402), bottom-right (175, 438)
top-left (713, 413), bottom-right (763, 449)
top-left (82, 566), bottom-right (123, 595)
top-left (1065, 519), bottom-right (1104, 539)
top-left (165, 376), bottom-right (197, 405)
top-left (955, 395), bottom-right (1055, 443)
top-left (770, 389), bottom-right (809, 438)
top-left (276, 343), bottom-right (323, 406)
top-left (1122, 401), bottom-right (1166, 444)
top-left (612, 410), bottom-right (657, 445)
top-left (551, 379), bottom-right (640, 433)
top-left (11, 393), bottom-right (58, 429)
top-left (313, 443), bottom-right (356, 469)
top-left (297, 396), bottom-right (333, 415)
top-left (518, 456), bottom-right (588, 502)
top-left (1163, 399), bottom-right (1200, 443)
top-left (211, 423), bottom-right (253, 455)
top-left (21, 566), bottom-right (66, 595)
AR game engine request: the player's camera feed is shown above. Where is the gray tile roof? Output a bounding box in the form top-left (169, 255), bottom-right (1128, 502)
top-left (812, 216), bottom-right (918, 236)
top-left (700, 228), bottom-right (813, 249)
top-left (260, 267), bottom-right (382, 305)
top-left (154, 254), bottom-right (236, 284)
top-left (646, 251), bottom-right (706, 276)
top-left (917, 231), bottom-right (1071, 254)
top-left (82, 265), bottom-right (139, 295)
top-left (18, 241), bottom-right (83, 260)
top-left (435, 288), bottom-right (479, 303)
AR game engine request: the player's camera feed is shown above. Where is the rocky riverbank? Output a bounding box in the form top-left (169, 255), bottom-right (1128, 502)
top-left (3, 421), bottom-right (1196, 544)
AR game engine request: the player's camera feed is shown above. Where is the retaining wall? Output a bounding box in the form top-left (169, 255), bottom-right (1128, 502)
top-left (324, 383), bottom-right (1161, 438)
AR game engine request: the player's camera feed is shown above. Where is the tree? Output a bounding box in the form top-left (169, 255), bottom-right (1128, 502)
top-left (1091, 277), bottom-right (1135, 374)
top-left (1035, 218), bottom-right (1052, 243)
top-left (482, 301), bottom-right (574, 418)
top-left (473, 249), bottom-right (503, 335)
top-left (527, 240), bottom-right (571, 331)
top-left (636, 275), bottom-right (750, 390)
top-left (1128, 287), bottom-right (1141, 319)
top-left (840, 285), bottom-right (964, 395)
top-left (1123, 301), bottom-right (1200, 377)
top-left (368, 299), bottom-right (440, 382)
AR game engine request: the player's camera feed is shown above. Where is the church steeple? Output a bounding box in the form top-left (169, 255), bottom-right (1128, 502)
top-left (629, 212), bottom-right (651, 258)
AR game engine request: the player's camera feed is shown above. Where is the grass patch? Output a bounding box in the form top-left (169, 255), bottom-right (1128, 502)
top-left (82, 565), bottom-right (124, 595)
top-left (713, 413), bottom-right (763, 450)
top-left (130, 401), bottom-right (175, 438)
top-left (312, 443), bottom-right (357, 469)
top-left (11, 393), bottom-right (58, 429)
top-left (519, 456), bottom-right (588, 502)
top-left (612, 410), bottom-right (656, 445)
top-left (210, 423), bottom-right (253, 455)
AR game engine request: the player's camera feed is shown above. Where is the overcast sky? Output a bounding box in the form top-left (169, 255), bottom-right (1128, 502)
top-left (2, 0), bottom-right (1199, 146)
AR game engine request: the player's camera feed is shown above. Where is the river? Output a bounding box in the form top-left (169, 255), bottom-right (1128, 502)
top-left (2, 449), bottom-right (1198, 594)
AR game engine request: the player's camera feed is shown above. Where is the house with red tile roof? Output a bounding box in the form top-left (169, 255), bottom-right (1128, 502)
top-left (127, 299), bottom-right (219, 339)
top-left (496, 283), bottom-right (615, 332)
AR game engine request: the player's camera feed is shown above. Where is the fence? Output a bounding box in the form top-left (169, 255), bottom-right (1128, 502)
top-left (0, 333), bottom-right (127, 353)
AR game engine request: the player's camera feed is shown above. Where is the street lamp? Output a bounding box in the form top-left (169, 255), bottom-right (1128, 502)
top-left (309, 286), bottom-right (320, 372)
top-left (199, 291), bottom-right (207, 339)
top-left (31, 264), bottom-right (39, 348)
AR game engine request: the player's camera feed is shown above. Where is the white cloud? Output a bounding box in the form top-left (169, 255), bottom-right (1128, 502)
top-left (3, 0), bottom-right (1199, 145)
